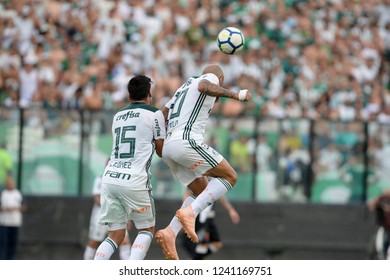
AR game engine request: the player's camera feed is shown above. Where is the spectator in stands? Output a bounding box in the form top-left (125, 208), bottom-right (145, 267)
top-left (333, 122), bottom-right (360, 164)
top-left (340, 155), bottom-right (377, 203)
top-left (278, 148), bottom-right (301, 201)
top-left (18, 54), bottom-right (39, 108)
top-left (261, 94), bottom-right (286, 119)
top-left (252, 134), bottom-right (273, 173)
top-left (0, 165), bottom-right (26, 260)
top-left (314, 142), bottom-right (343, 174)
top-left (229, 131), bottom-right (252, 174)
top-left (0, 143), bottom-right (13, 190)
top-left (378, 104), bottom-right (390, 124)
top-left (1, 0), bottom-right (390, 209)
top-left (0, 0), bottom-right (389, 124)
top-left (368, 188), bottom-right (390, 260)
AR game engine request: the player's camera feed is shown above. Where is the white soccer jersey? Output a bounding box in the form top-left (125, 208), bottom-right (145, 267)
top-left (101, 102), bottom-right (166, 190)
top-left (165, 73), bottom-right (219, 142)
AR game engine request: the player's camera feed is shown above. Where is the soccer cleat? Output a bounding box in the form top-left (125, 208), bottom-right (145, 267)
top-left (176, 206), bottom-right (198, 243)
top-left (155, 227), bottom-right (179, 260)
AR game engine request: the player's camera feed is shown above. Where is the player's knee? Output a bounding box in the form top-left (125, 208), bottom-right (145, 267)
top-left (226, 170), bottom-right (237, 186)
top-left (88, 240), bottom-right (101, 248)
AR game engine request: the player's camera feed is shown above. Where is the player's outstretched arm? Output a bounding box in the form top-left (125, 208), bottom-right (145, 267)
top-left (198, 79), bottom-right (251, 102)
top-left (219, 195), bottom-right (240, 224)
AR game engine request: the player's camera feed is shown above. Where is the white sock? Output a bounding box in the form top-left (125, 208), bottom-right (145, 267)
top-left (129, 231), bottom-right (153, 260)
top-left (387, 246), bottom-right (390, 260)
top-left (169, 195), bottom-right (195, 236)
top-left (94, 237), bottom-right (118, 260)
top-left (191, 178), bottom-right (232, 215)
top-left (83, 245), bottom-right (96, 260)
top-left (119, 243), bottom-right (131, 260)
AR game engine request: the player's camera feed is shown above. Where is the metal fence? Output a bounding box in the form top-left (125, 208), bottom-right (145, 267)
top-left (1, 106), bottom-right (389, 203)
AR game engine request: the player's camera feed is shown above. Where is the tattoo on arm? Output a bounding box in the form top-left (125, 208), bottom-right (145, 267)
top-left (199, 80), bottom-right (238, 100)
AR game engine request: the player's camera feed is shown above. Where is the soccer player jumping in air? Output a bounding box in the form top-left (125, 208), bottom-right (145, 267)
top-left (94, 75), bottom-right (165, 260)
top-left (156, 64), bottom-right (251, 260)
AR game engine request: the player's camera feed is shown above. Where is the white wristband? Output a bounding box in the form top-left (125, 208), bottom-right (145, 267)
top-left (238, 89), bottom-right (248, 101)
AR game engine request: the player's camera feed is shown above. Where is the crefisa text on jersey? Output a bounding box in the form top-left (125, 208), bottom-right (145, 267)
top-left (154, 119), bottom-right (162, 137)
top-left (116, 110), bottom-right (140, 121)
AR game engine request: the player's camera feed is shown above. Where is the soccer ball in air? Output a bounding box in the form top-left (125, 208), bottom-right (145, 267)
top-left (217, 27), bottom-right (245, 55)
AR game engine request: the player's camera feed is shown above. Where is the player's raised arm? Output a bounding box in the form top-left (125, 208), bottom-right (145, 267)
top-left (198, 79), bottom-right (251, 102)
top-left (198, 64), bottom-right (251, 102)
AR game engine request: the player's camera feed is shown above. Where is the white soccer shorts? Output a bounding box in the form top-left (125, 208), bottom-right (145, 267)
top-left (162, 139), bottom-right (224, 187)
top-left (99, 183), bottom-right (155, 229)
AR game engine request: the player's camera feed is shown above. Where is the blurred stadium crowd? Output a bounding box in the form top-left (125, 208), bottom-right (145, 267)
top-left (1, 0), bottom-right (390, 203)
top-left (0, 0), bottom-right (389, 121)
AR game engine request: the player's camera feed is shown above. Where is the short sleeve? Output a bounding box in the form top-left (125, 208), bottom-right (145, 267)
top-left (154, 110), bottom-right (166, 140)
top-left (201, 73), bottom-right (219, 85)
top-left (165, 98), bottom-right (173, 110)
